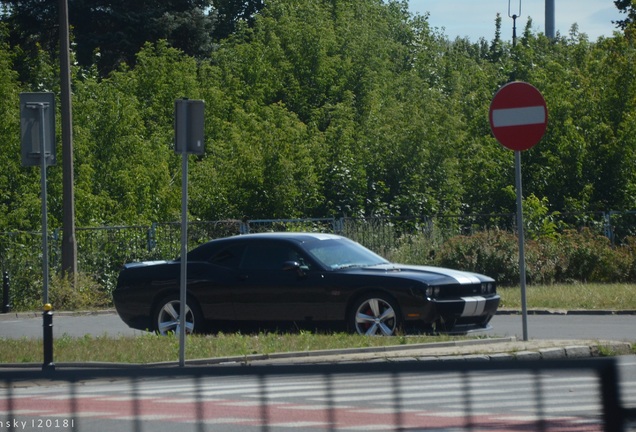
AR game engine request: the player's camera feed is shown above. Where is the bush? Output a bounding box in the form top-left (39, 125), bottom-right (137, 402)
top-left (554, 229), bottom-right (631, 283)
top-left (386, 234), bottom-right (438, 265)
top-left (435, 230), bottom-right (519, 285)
top-left (48, 273), bottom-right (112, 311)
top-left (393, 228), bottom-right (636, 286)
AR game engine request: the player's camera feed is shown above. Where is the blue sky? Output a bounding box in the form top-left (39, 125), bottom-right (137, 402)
top-left (407, 0), bottom-right (623, 42)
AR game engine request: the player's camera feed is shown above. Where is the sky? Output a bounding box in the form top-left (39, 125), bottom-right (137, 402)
top-left (407, 0), bottom-right (623, 42)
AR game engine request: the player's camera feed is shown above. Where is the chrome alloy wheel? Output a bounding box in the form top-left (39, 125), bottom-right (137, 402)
top-left (354, 297), bottom-right (398, 336)
top-left (156, 299), bottom-right (195, 336)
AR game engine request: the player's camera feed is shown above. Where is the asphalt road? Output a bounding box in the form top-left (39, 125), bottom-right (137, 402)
top-left (0, 311), bottom-right (634, 341)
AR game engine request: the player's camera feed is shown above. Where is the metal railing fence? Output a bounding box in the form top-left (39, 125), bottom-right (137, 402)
top-left (1, 211), bottom-right (636, 310)
top-left (0, 358), bottom-right (634, 431)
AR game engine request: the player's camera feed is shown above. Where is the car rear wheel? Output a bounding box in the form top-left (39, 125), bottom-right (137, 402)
top-left (350, 294), bottom-right (401, 336)
top-left (153, 295), bottom-right (203, 336)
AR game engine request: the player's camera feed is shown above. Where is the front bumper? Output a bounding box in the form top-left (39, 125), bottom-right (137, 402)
top-left (431, 294), bottom-right (500, 333)
top-left (433, 294), bottom-right (501, 319)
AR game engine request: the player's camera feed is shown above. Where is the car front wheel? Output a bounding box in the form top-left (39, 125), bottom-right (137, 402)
top-left (350, 294), bottom-right (401, 336)
top-left (153, 295), bottom-right (203, 336)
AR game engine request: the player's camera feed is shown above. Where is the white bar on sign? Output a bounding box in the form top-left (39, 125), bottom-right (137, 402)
top-left (492, 106), bottom-right (545, 127)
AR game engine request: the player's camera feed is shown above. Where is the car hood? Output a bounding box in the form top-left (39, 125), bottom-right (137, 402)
top-left (122, 260), bottom-right (172, 269)
top-left (340, 264), bottom-right (492, 285)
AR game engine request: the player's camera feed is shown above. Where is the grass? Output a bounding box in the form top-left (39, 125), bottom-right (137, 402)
top-left (1, 283), bottom-right (634, 364)
top-left (498, 283), bottom-right (636, 310)
top-left (0, 332), bottom-right (460, 364)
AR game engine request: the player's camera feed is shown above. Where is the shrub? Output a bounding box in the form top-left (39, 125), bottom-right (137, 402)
top-left (525, 238), bottom-right (562, 285)
top-left (48, 273), bottom-right (112, 311)
top-left (386, 234), bottom-right (438, 265)
top-left (555, 229), bottom-right (631, 283)
top-left (434, 230), bottom-right (519, 285)
top-left (392, 228), bottom-right (636, 286)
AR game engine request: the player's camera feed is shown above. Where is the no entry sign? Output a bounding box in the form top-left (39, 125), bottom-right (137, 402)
top-left (489, 81), bottom-right (547, 151)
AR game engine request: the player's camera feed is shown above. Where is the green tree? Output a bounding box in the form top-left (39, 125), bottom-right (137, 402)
top-left (0, 25), bottom-right (24, 230)
top-left (211, 0), bottom-right (264, 40)
top-left (0, 0), bottom-right (217, 77)
top-left (614, 0), bottom-right (636, 30)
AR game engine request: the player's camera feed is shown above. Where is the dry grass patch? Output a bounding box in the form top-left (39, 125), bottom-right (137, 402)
top-left (498, 283), bottom-right (636, 310)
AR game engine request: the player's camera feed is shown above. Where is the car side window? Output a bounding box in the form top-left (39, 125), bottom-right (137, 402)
top-left (240, 244), bottom-right (304, 271)
top-left (209, 244), bottom-right (246, 269)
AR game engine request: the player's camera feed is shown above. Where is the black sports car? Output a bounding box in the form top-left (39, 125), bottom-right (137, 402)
top-left (113, 232), bottom-right (500, 336)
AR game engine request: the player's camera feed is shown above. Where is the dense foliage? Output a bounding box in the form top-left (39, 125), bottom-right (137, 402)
top-left (0, 0), bottom-right (635, 231)
top-left (1, 0), bottom-right (218, 77)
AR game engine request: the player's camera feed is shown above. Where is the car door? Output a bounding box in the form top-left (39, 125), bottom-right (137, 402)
top-left (231, 240), bottom-right (330, 322)
top-left (188, 242), bottom-right (247, 321)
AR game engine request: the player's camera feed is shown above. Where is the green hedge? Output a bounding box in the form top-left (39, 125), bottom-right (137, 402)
top-left (4, 227), bottom-right (636, 311)
top-left (390, 228), bottom-right (636, 286)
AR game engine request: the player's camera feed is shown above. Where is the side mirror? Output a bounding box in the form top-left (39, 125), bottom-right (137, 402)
top-left (283, 261), bottom-right (309, 275)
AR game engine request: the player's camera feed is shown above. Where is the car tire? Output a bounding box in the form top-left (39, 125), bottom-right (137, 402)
top-left (349, 293), bottom-right (402, 336)
top-left (153, 294), bottom-right (204, 336)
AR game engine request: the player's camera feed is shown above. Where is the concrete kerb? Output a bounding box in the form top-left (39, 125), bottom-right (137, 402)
top-left (0, 338), bottom-right (632, 371)
top-left (497, 308), bottom-right (636, 315)
top-left (228, 338), bottom-right (633, 366)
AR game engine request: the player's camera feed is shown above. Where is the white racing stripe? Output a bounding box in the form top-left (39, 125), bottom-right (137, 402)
top-left (405, 265), bottom-right (482, 284)
top-left (461, 296), bottom-right (486, 316)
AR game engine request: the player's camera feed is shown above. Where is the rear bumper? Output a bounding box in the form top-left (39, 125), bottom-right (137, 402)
top-left (112, 290), bottom-right (153, 332)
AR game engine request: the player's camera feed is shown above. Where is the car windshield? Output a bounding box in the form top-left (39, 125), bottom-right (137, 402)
top-left (304, 238), bottom-right (389, 270)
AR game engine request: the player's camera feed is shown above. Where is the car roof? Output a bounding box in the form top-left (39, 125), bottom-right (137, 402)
top-left (216, 232), bottom-right (343, 243)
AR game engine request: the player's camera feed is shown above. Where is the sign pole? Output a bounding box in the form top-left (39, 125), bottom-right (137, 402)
top-left (36, 103), bottom-right (50, 307)
top-left (178, 101), bottom-right (188, 368)
top-left (174, 98), bottom-right (204, 367)
top-left (515, 150), bottom-right (529, 341)
top-left (36, 102), bottom-right (55, 370)
top-left (20, 93), bottom-right (56, 371)
top-left (489, 81), bottom-right (548, 343)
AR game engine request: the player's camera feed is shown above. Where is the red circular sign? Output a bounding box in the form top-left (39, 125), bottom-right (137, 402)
top-left (489, 81), bottom-right (548, 151)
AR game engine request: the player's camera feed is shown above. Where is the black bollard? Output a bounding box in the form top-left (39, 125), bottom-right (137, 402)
top-left (2, 272), bottom-right (10, 313)
top-left (42, 303), bottom-right (55, 372)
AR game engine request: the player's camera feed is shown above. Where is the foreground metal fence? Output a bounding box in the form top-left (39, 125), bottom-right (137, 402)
top-left (0, 358), bottom-right (634, 431)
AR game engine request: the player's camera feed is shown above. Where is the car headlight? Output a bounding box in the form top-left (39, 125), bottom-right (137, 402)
top-left (425, 286), bottom-right (441, 298)
top-left (481, 282), bottom-right (495, 294)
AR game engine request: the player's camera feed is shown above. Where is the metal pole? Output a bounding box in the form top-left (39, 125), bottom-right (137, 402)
top-left (515, 151), bottom-right (529, 341)
top-left (39, 105), bottom-right (50, 306)
top-left (59, 0), bottom-right (77, 280)
top-left (509, 0), bottom-right (521, 45)
top-left (178, 103), bottom-right (189, 368)
top-left (38, 103), bottom-right (55, 370)
top-left (2, 272), bottom-right (10, 313)
top-left (510, 0), bottom-right (528, 342)
top-left (545, 0), bottom-right (555, 39)
top-left (42, 304), bottom-right (55, 371)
